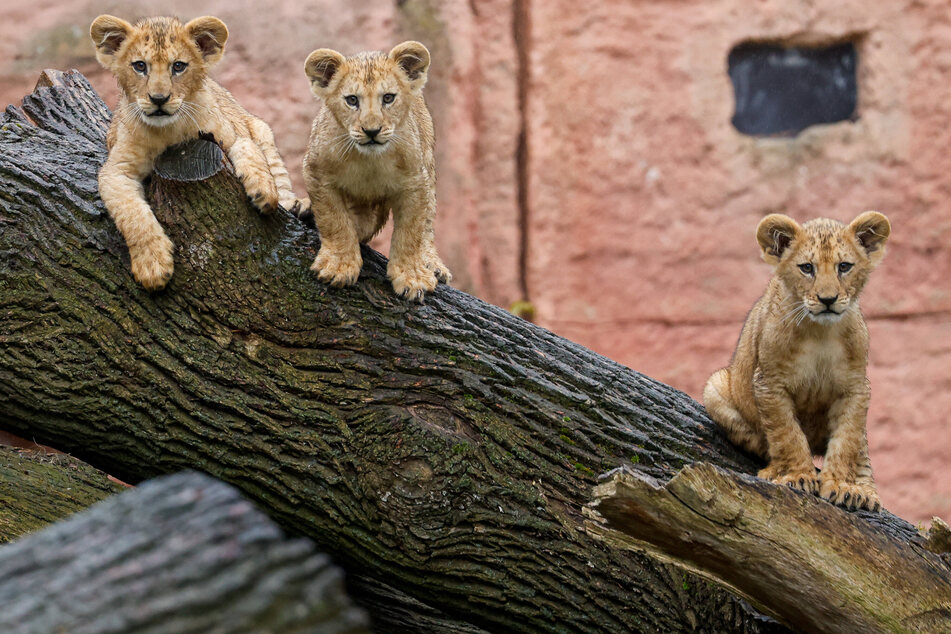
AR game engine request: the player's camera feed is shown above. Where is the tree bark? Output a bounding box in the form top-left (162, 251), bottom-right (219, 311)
top-left (586, 464), bottom-right (951, 633)
top-left (0, 69), bottom-right (937, 632)
top-left (0, 444), bottom-right (125, 542)
top-left (0, 470), bottom-right (370, 633)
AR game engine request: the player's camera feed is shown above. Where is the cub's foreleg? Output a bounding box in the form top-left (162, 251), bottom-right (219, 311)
top-left (388, 187), bottom-right (450, 301)
top-left (308, 185), bottom-right (362, 287)
top-left (820, 384), bottom-right (882, 511)
top-left (211, 122), bottom-right (279, 214)
top-left (247, 117), bottom-right (304, 214)
top-left (98, 156), bottom-right (175, 290)
top-left (752, 370), bottom-right (820, 493)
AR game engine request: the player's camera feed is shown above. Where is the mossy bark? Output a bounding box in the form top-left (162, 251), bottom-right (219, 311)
top-left (0, 70), bottom-right (930, 632)
top-left (0, 470), bottom-right (370, 633)
top-left (0, 445), bottom-right (125, 542)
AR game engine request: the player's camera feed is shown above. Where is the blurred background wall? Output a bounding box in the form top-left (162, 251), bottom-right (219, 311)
top-left (1, 0), bottom-right (948, 524)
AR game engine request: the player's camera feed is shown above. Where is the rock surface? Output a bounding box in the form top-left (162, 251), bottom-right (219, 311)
top-left (0, 0), bottom-right (947, 523)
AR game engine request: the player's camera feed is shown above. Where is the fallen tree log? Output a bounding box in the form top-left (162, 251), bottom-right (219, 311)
top-left (0, 443), bottom-right (124, 542)
top-left (586, 464), bottom-right (951, 633)
top-left (0, 470), bottom-right (370, 633)
top-left (0, 69), bottom-right (939, 632)
top-left (0, 441), bottom-right (480, 634)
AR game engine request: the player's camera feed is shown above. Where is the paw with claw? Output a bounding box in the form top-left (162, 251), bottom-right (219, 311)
top-left (819, 476), bottom-right (882, 512)
top-left (311, 247), bottom-right (362, 287)
top-left (758, 464), bottom-right (820, 495)
top-left (388, 257), bottom-right (438, 302)
top-left (423, 252), bottom-right (451, 285)
top-left (129, 233), bottom-right (175, 291)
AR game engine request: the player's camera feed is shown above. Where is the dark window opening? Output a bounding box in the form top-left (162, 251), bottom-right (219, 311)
top-left (728, 41), bottom-right (858, 137)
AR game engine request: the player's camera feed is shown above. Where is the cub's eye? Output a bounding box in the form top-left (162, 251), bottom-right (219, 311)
top-left (798, 263), bottom-right (815, 275)
top-left (131, 61), bottom-right (147, 74)
top-left (344, 95), bottom-right (359, 107)
top-left (382, 93), bottom-right (396, 104)
top-left (838, 262), bottom-right (854, 274)
top-left (172, 61), bottom-right (188, 74)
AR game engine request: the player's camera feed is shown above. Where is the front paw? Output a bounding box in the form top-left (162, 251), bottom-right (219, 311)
top-left (424, 254), bottom-right (452, 284)
top-left (758, 464), bottom-right (819, 494)
top-left (129, 234), bottom-right (175, 291)
top-left (311, 248), bottom-right (362, 287)
top-left (819, 477), bottom-right (882, 511)
top-left (388, 258), bottom-right (438, 302)
top-left (280, 196), bottom-right (310, 218)
top-left (238, 169), bottom-right (279, 214)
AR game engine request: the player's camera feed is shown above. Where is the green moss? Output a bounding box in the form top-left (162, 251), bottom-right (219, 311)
top-left (509, 300), bottom-right (535, 321)
top-left (559, 434), bottom-right (575, 445)
top-left (573, 462), bottom-right (594, 477)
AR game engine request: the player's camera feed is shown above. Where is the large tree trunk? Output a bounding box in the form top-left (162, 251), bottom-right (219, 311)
top-left (0, 70), bottom-right (941, 632)
top-left (0, 469), bottom-right (370, 633)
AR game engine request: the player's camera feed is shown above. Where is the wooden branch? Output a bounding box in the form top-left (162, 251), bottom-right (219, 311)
top-left (0, 444), bottom-right (124, 542)
top-left (586, 464), bottom-right (951, 633)
top-left (0, 470), bottom-right (370, 633)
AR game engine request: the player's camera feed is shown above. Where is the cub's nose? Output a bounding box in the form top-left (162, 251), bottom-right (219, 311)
top-left (362, 127), bottom-right (381, 140)
top-left (149, 94), bottom-right (170, 106)
top-left (818, 295), bottom-right (839, 307)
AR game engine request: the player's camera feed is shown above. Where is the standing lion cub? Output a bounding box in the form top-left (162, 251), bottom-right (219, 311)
top-left (302, 41), bottom-right (451, 301)
top-left (90, 15), bottom-right (299, 290)
top-left (703, 211), bottom-right (891, 511)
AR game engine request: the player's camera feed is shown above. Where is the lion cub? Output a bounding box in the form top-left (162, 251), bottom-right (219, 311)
top-left (90, 15), bottom-right (300, 290)
top-left (703, 212), bottom-right (891, 511)
top-left (302, 42), bottom-right (451, 301)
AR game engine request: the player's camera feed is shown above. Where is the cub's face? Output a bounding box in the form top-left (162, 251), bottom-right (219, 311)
top-left (90, 15), bottom-right (228, 128)
top-left (305, 41), bottom-right (430, 155)
top-left (757, 212), bottom-right (891, 323)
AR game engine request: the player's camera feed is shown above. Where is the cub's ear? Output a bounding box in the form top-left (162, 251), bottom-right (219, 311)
top-left (849, 211), bottom-right (890, 265)
top-left (90, 15), bottom-right (133, 67)
top-left (389, 41), bottom-right (430, 89)
top-left (756, 214), bottom-right (801, 265)
top-left (305, 49), bottom-right (346, 95)
top-left (185, 16), bottom-right (229, 66)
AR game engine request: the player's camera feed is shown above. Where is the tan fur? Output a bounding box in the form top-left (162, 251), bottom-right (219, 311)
top-left (91, 15), bottom-right (301, 290)
top-left (703, 211), bottom-right (891, 511)
top-left (302, 41), bottom-right (450, 301)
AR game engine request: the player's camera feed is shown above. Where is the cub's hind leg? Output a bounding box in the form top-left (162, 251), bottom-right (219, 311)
top-left (703, 368), bottom-right (767, 458)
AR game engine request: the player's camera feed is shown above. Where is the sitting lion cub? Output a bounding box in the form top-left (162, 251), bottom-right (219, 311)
top-left (90, 15), bottom-right (300, 290)
top-left (302, 41), bottom-right (451, 301)
top-left (703, 211), bottom-right (891, 511)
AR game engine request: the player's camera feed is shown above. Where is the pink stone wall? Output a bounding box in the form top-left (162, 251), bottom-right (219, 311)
top-left (1, 0), bottom-right (947, 524)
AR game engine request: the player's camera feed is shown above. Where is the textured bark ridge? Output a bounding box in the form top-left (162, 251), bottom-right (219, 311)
top-left (0, 445), bottom-right (125, 542)
top-left (0, 70), bottom-right (937, 632)
top-left (0, 470), bottom-right (370, 633)
top-left (587, 465), bottom-right (951, 634)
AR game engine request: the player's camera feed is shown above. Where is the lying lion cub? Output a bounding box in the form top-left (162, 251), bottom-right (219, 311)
top-left (302, 41), bottom-right (451, 301)
top-left (90, 15), bottom-right (300, 290)
top-left (703, 212), bottom-right (891, 511)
